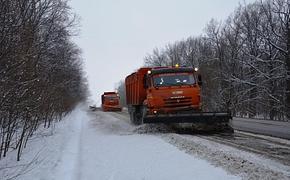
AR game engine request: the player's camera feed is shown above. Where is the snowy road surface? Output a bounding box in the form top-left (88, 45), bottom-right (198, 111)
top-left (1, 106), bottom-right (239, 180)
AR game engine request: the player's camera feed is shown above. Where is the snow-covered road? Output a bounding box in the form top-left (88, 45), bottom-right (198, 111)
top-left (1, 106), bottom-right (239, 180)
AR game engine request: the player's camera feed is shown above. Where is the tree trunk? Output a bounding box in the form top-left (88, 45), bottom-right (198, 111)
top-left (286, 21), bottom-right (290, 119)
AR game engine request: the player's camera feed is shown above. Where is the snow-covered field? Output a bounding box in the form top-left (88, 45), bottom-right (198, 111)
top-left (0, 105), bottom-right (240, 180)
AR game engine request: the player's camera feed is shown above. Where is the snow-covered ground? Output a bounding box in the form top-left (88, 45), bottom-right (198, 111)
top-left (0, 105), bottom-right (240, 180)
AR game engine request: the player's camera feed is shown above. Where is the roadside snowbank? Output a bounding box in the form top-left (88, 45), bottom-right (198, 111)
top-left (0, 106), bottom-right (86, 180)
top-left (161, 134), bottom-right (290, 180)
top-left (134, 124), bottom-right (290, 179)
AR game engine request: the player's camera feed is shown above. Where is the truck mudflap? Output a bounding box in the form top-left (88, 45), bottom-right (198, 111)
top-left (143, 112), bottom-right (231, 124)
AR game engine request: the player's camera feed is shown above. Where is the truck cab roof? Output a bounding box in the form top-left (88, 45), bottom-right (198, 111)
top-left (150, 67), bottom-right (195, 75)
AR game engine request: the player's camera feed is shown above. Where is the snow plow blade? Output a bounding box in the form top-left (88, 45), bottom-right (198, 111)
top-left (143, 112), bottom-right (231, 124)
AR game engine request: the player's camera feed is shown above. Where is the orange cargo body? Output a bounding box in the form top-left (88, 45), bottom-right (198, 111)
top-left (101, 92), bottom-right (122, 112)
top-left (125, 68), bottom-right (150, 105)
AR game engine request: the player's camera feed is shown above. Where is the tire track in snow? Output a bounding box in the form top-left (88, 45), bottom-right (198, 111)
top-left (51, 108), bottom-right (84, 180)
top-left (74, 111), bottom-right (85, 180)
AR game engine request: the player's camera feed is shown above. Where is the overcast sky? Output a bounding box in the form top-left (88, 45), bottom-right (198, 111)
top-left (69, 0), bottom-right (255, 105)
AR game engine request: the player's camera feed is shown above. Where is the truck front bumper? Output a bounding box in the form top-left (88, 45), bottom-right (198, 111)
top-left (103, 105), bottom-right (122, 111)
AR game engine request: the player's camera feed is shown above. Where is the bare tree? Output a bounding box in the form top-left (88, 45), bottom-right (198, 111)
top-left (138, 0), bottom-right (290, 121)
top-left (0, 0), bottom-right (88, 161)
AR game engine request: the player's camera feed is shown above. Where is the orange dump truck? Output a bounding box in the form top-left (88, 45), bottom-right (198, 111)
top-left (125, 66), bottom-right (232, 132)
top-left (101, 92), bottom-right (122, 112)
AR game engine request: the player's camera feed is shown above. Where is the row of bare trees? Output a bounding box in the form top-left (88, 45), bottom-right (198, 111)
top-left (143, 0), bottom-right (290, 121)
top-left (0, 0), bottom-right (88, 161)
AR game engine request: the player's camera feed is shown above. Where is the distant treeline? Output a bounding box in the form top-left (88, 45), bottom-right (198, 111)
top-left (119, 0), bottom-right (290, 121)
top-left (0, 0), bottom-right (88, 161)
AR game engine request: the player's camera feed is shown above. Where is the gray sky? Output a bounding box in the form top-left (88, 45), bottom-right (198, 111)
top-left (69, 0), bottom-right (255, 105)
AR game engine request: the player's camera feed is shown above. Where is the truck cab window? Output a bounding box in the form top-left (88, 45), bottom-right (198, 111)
top-left (153, 73), bottom-right (195, 87)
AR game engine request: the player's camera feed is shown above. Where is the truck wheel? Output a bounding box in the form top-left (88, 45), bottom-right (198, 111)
top-left (129, 111), bottom-right (141, 125)
top-left (141, 106), bottom-right (147, 123)
top-left (129, 111), bottom-right (135, 124)
top-left (223, 124), bottom-right (234, 134)
top-left (133, 112), bottom-right (142, 125)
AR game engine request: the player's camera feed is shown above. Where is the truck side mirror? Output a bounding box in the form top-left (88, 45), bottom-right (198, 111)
top-left (197, 74), bottom-right (202, 86)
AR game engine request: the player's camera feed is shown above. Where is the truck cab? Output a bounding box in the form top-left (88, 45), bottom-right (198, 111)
top-left (101, 92), bottom-right (122, 112)
top-left (144, 67), bottom-right (202, 115)
top-left (126, 66), bottom-right (204, 124)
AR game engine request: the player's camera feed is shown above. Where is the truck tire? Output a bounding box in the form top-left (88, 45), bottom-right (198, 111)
top-left (129, 111), bottom-right (134, 123)
top-left (141, 106), bottom-right (147, 123)
top-left (223, 124), bottom-right (234, 134)
top-left (128, 105), bottom-right (143, 125)
top-left (129, 110), bottom-right (142, 125)
top-left (133, 112), bottom-right (142, 125)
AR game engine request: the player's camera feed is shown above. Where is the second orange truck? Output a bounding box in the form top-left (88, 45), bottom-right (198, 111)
top-left (101, 92), bottom-right (122, 112)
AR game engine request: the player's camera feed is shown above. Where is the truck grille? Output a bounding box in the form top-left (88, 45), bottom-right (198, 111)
top-left (163, 97), bottom-right (192, 108)
top-left (108, 100), bottom-right (118, 105)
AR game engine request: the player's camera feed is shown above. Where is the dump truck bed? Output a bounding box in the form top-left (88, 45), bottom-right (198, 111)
top-left (125, 68), bottom-right (151, 105)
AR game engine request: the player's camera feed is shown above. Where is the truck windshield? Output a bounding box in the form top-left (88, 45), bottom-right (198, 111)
top-left (153, 73), bottom-right (195, 87)
top-left (105, 95), bottom-right (119, 100)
